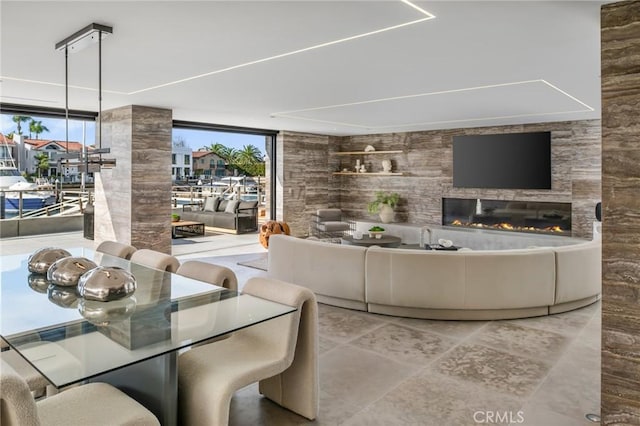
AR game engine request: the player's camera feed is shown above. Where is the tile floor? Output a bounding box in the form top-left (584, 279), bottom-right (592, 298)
top-left (0, 231), bottom-right (601, 426)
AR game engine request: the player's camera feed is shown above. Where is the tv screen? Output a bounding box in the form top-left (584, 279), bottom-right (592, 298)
top-left (452, 132), bottom-right (551, 189)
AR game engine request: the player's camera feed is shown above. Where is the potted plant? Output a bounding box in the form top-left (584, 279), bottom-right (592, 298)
top-left (171, 213), bottom-right (181, 222)
top-left (367, 191), bottom-right (399, 223)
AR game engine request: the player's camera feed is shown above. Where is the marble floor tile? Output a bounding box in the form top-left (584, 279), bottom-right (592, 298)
top-left (350, 323), bottom-right (457, 366)
top-left (435, 344), bottom-right (551, 398)
top-left (320, 336), bottom-right (341, 354)
top-left (318, 304), bottom-right (388, 343)
top-left (392, 316), bottom-right (488, 340)
top-left (320, 345), bottom-right (417, 408)
top-left (517, 403), bottom-right (597, 426)
top-left (505, 303), bottom-right (598, 337)
top-left (525, 344), bottom-right (600, 421)
top-left (470, 322), bottom-right (570, 363)
top-left (344, 372), bottom-right (522, 426)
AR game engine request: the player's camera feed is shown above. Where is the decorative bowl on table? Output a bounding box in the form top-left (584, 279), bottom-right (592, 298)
top-left (368, 226), bottom-right (385, 239)
top-left (27, 247), bottom-right (72, 274)
top-left (47, 257), bottom-right (98, 287)
top-left (78, 266), bottom-right (137, 302)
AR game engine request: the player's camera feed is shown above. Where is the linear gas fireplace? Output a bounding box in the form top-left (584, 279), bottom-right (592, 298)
top-left (442, 198), bottom-right (571, 236)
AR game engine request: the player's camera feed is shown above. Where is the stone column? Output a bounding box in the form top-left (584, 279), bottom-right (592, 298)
top-left (601, 1), bottom-right (640, 422)
top-left (94, 105), bottom-right (173, 254)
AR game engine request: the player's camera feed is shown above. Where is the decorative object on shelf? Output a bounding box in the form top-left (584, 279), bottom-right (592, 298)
top-left (47, 257), bottom-right (98, 287)
top-left (78, 296), bottom-right (137, 326)
top-left (28, 248), bottom-right (72, 274)
top-left (364, 145), bottom-right (376, 152)
top-left (359, 164), bottom-right (367, 173)
top-left (367, 192), bottom-right (400, 224)
top-left (381, 159), bottom-right (392, 173)
top-left (368, 226), bottom-right (385, 239)
top-left (355, 159), bottom-right (361, 172)
top-left (172, 213), bottom-right (181, 222)
top-left (77, 266), bottom-right (137, 301)
top-left (28, 274), bottom-right (50, 293)
top-left (47, 284), bottom-right (79, 309)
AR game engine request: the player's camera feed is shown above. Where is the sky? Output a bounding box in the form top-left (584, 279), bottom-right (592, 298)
top-left (1, 114), bottom-right (266, 155)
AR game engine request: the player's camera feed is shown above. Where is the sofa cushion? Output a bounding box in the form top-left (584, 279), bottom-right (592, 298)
top-left (316, 209), bottom-right (342, 221)
top-left (217, 200), bottom-right (229, 212)
top-left (203, 197), bottom-right (220, 212)
top-left (225, 200), bottom-right (239, 213)
top-left (238, 201), bottom-right (258, 210)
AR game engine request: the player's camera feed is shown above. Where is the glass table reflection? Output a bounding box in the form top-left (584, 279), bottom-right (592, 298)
top-left (0, 248), bottom-right (295, 425)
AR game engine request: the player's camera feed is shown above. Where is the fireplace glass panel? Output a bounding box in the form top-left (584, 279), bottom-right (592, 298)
top-left (442, 198), bottom-right (571, 235)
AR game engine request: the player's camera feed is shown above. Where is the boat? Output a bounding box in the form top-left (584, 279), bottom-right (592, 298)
top-left (0, 161), bottom-right (56, 213)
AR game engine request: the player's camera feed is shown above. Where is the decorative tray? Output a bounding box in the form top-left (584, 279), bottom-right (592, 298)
top-left (424, 244), bottom-right (459, 251)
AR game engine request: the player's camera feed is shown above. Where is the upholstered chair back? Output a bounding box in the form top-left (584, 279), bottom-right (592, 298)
top-left (129, 249), bottom-right (180, 273)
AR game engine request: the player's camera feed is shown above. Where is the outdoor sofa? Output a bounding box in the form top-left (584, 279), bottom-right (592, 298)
top-left (181, 197), bottom-right (258, 233)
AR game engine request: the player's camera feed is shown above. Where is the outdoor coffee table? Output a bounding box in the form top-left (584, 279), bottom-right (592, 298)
top-left (171, 221), bottom-right (205, 238)
top-left (341, 234), bottom-right (402, 248)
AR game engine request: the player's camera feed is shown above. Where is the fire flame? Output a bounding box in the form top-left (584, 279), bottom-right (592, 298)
top-left (448, 220), bottom-right (566, 234)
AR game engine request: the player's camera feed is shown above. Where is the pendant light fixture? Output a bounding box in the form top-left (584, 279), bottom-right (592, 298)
top-left (55, 23), bottom-right (115, 191)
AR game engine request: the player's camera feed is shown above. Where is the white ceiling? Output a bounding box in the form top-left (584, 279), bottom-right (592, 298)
top-left (0, 1), bottom-right (603, 136)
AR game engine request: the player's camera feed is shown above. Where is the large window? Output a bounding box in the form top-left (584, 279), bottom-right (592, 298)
top-left (1, 106), bottom-right (96, 184)
top-left (172, 121), bottom-right (277, 220)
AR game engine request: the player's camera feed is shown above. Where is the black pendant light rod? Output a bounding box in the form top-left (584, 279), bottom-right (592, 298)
top-left (98, 30), bottom-right (102, 163)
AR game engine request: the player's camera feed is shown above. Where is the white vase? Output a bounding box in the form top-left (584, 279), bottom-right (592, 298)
top-left (379, 204), bottom-right (394, 223)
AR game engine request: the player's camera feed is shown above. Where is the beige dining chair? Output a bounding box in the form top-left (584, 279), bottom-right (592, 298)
top-left (178, 277), bottom-right (319, 425)
top-left (0, 349), bottom-right (50, 396)
top-left (176, 261), bottom-right (238, 291)
top-left (96, 241), bottom-right (137, 260)
top-left (0, 360), bottom-right (160, 426)
top-left (129, 249), bottom-right (180, 273)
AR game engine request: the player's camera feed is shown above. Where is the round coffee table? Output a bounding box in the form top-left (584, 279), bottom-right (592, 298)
top-left (341, 234), bottom-right (402, 248)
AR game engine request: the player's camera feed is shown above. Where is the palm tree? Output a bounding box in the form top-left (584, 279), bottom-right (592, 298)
top-left (236, 145), bottom-right (262, 167)
top-left (12, 115), bottom-right (31, 136)
top-left (33, 152), bottom-right (49, 177)
top-left (29, 120), bottom-right (49, 139)
top-left (207, 143), bottom-right (237, 161)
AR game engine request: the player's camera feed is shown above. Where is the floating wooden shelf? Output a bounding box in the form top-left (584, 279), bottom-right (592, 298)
top-left (334, 150), bottom-right (403, 156)
top-left (332, 172), bottom-right (404, 176)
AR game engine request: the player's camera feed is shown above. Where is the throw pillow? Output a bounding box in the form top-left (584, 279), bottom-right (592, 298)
top-left (225, 200), bottom-right (239, 213)
top-left (203, 197), bottom-right (219, 212)
top-left (217, 200), bottom-right (228, 212)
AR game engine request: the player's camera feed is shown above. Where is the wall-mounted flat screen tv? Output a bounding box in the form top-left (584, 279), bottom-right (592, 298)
top-left (452, 132), bottom-right (551, 189)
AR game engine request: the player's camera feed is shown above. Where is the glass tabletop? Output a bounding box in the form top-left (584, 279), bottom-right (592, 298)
top-left (0, 248), bottom-right (295, 388)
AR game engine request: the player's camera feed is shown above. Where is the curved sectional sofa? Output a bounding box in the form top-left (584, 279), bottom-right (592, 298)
top-left (267, 234), bottom-right (601, 320)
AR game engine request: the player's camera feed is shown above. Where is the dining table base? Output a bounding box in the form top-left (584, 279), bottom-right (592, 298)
top-left (89, 352), bottom-right (177, 426)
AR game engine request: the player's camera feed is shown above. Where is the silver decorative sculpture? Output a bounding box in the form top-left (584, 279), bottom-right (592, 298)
top-left (47, 284), bottom-right (79, 309)
top-left (28, 274), bottom-right (50, 293)
top-left (27, 248), bottom-right (72, 274)
top-left (47, 257), bottom-right (98, 287)
top-left (78, 297), bottom-right (136, 326)
top-left (78, 266), bottom-right (137, 301)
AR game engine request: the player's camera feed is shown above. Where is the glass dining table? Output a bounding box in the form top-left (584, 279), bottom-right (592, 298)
top-left (0, 248), bottom-right (295, 425)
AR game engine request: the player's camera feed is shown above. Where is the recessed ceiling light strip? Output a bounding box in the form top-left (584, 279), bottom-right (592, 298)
top-left (128, 0), bottom-right (434, 95)
top-left (0, 76), bottom-right (127, 95)
top-left (276, 107), bottom-right (596, 131)
top-left (273, 79), bottom-right (556, 115)
top-left (273, 113), bottom-right (371, 129)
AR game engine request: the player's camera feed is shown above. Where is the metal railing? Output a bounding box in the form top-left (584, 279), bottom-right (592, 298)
top-left (2, 190), bottom-right (91, 219)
